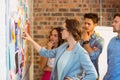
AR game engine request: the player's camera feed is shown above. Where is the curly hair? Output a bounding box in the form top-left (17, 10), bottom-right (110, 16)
top-left (50, 27), bottom-right (64, 46)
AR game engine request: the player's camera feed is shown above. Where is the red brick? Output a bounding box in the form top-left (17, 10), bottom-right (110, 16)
top-left (32, 0), bottom-right (120, 80)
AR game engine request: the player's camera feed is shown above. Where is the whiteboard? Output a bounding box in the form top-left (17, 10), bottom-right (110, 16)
top-left (95, 26), bottom-right (117, 80)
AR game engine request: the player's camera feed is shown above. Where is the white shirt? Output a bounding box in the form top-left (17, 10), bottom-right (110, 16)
top-left (47, 58), bottom-right (55, 68)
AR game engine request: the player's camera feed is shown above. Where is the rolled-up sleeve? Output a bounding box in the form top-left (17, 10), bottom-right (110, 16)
top-left (90, 37), bottom-right (104, 60)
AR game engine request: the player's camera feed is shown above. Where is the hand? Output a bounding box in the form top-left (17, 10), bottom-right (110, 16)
top-left (47, 41), bottom-right (54, 50)
top-left (81, 31), bottom-right (90, 41)
top-left (93, 43), bottom-right (98, 51)
top-left (22, 31), bottom-right (33, 42)
top-left (64, 77), bottom-right (73, 80)
top-left (22, 29), bottom-right (42, 52)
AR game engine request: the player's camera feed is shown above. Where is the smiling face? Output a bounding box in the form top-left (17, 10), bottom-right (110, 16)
top-left (49, 29), bottom-right (59, 45)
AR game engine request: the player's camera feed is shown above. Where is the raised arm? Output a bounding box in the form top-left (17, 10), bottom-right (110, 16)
top-left (22, 31), bottom-right (41, 52)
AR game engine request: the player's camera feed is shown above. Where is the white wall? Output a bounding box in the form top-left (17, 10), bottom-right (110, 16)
top-left (0, 0), bottom-right (6, 80)
top-left (95, 26), bottom-right (117, 80)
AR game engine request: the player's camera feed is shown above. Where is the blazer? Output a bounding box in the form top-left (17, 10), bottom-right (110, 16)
top-left (39, 42), bottom-right (98, 80)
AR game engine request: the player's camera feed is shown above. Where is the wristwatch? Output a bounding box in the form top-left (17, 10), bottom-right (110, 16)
top-left (83, 40), bottom-right (89, 45)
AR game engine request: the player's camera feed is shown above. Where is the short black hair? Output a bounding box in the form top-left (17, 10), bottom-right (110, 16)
top-left (84, 13), bottom-right (99, 24)
top-left (113, 13), bottom-right (120, 19)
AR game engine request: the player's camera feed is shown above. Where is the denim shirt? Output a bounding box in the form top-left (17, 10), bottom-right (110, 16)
top-left (80, 32), bottom-right (104, 75)
top-left (103, 36), bottom-right (120, 80)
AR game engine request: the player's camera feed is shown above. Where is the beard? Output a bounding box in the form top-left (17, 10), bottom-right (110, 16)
top-left (113, 24), bottom-right (120, 32)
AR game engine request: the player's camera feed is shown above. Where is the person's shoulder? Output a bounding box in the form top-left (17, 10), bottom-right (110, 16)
top-left (76, 42), bottom-right (87, 52)
top-left (76, 44), bottom-right (88, 56)
top-left (110, 36), bottom-right (117, 41)
top-left (95, 32), bottom-right (104, 40)
top-left (96, 32), bottom-right (102, 38)
top-left (108, 36), bottom-right (117, 44)
top-left (58, 42), bottom-right (68, 48)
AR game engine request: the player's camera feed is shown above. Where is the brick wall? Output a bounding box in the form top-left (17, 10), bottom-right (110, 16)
top-left (32, 0), bottom-right (120, 80)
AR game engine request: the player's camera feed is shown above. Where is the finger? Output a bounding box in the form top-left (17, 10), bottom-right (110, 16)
top-left (21, 26), bottom-right (26, 32)
top-left (82, 31), bottom-right (87, 35)
top-left (24, 31), bottom-right (29, 36)
top-left (21, 27), bottom-right (29, 36)
top-left (21, 35), bottom-right (26, 40)
top-left (51, 41), bottom-right (54, 44)
top-left (21, 32), bottom-right (28, 40)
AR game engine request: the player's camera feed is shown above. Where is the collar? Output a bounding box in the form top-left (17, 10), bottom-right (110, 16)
top-left (91, 31), bottom-right (98, 39)
top-left (116, 36), bottom-right (120, 40)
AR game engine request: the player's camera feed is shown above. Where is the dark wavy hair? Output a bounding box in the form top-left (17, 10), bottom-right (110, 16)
top-left (84, 13), bottom-right (99, 24)
top-left (49, 27), bottom-right (64, 46)
top-left (65, 18), bottom-right (82, 41)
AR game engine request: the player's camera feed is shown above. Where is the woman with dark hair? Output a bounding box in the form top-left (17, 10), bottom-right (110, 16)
top-left (22, 18), bottom-right (97, 80)
top-left (40, 27), bottom-right (64, 80)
